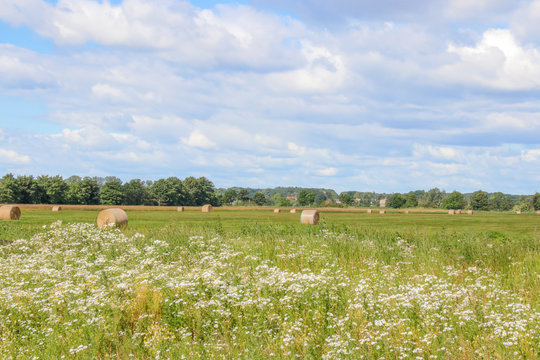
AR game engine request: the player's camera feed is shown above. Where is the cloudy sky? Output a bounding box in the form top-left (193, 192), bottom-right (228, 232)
top-left (1, 0), bottom-right (540, 193)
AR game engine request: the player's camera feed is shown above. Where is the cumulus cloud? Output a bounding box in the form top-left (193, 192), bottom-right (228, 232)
top-left (181, 130), bottom-right (216, 149)
top-left (441, 29), bottom-right (540, 90)
top-left (0, 148), bottom-right (31, 164)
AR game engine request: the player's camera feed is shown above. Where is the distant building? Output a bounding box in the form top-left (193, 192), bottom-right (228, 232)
top-left (379, 198), bottom-right (387, 207)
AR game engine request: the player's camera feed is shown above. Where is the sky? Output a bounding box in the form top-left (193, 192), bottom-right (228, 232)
top-left (1, 0), bottom-right (540, 193)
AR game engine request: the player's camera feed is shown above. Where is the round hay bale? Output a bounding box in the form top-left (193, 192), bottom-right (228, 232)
top-left (379, 210), bottom-right (386, 214)
top-left (536, 210), bottom-right (540, 215)
top-left (301, 210), bottom-right (319, 225)
top-left (274, 208), bottom-right (280, 213)
top-left (456, 209), bottom-right (462, 214)
top-left (467, 210), bottom-right (474, 215)
top-left (177, 206), bottom-right (184, 212)
top-left (367, 209), bottom-right (372, 214)
top-left (516, 210), bottom-right (521, 214)
top-left (51, 205), bottom-right (62, 212)
top-left (448, 209), bottom-right (455, 215)
top-left (405, 210), bottom-right (410, 214)
top-left (97, 208), bottom-right (128, 229)
top-left (202, 204), bottom-right (213, 213)
top-left (290, 208), bottom-right (298, 213)
top-left (0, 205), bottom-right (21, 220)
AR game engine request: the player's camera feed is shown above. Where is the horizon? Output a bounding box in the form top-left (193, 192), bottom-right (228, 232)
top-left (1, 1), bottom-right (540, 193)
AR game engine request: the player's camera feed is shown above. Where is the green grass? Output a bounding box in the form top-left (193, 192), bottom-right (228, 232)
top-left (0, 209), bottom-right (539, 359)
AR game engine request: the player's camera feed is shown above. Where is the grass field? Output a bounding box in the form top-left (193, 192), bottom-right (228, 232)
top-left (0, 207), bottom-right (539, 359)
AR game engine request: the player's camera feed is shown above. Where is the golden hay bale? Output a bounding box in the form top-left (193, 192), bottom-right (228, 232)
top-left (202, 204), bottom-right (213, 213)
top-left (456, 209), bottom-right (462, 214)
top-left (367, 209), bottom-right (372, 214)
top-left (537, 210), bottom-right (540, 215)
top-left (0, 205), bottom-right (21, 220)
top-left (290, 209), bottom-right (298, 213)
top-left (274, 208), bottom-right (280, 213)
top-left (405, 210), bottom-right (410, 214)
top-left (516, 210), bottom-right (521, 214)
top-left (97, 208), bottom-right (128, 229)
top-left (51, 206), bottom-right (62, 212)
top-left (448, 209), bottom-right (455, 215)
top-left (301, 210), bottom-right (319, 225)
top-left (467, 210), bottom-right (474, 215)
top-left (177, 206), bottom-right (184, 212)
top-left (379, 210), bottom-right (386, 214)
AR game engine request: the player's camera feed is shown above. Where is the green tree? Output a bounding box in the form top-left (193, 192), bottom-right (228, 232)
top-left (15, 175), bottom-right (38, 203)
top-left (405, 192), bottom-right (418, 208)
top-left (470, 190), bottom-right (489, 210)
top-left (0, 173), bottom-right (19, 203)
top-left (183, 177), bottom-right (217, 206)
top-left (151, 177), bottom-right (184, 206)
top-left (298, 190), bottom-right (315, 206)
top-left (424, 188), bottom-right (445, 208)
top-left (222, 189), bottom-right (237, 205)
top-left (100, 179), bottom-right (125, 205)
top-left (441, 191), bottom-right (466, 210)
top-left (67, 178), bottom-right (100, 205)
top-left (387, 193), bottom-right (406, 208)
top-left (532, 193), bottom-right (540, 211)
top-left (489, 192), bottom-right (514, 211)
top-left (237, 189), bottom-right (250, 203)
top-left (252, 192), bottom-right (267, 206)
top-left (339, 192), bottom-right (354, 206)
top-left (38, 175), bottom-right (68, 204)
top-left (123, 179), bottom-right (150, 205)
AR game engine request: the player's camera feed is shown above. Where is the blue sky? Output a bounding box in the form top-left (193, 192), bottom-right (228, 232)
top-left (1, 0), bottom-right (540, 193)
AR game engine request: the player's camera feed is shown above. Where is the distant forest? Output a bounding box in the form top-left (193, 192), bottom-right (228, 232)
top-left (0, 173), bottom-right (539, 211)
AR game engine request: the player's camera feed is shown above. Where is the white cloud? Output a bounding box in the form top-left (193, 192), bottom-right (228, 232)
top-left (315, 167), bottom-right (337, 176)
top-left (0, 148), bottom-right (31, 164)
top-left (441, 29), bottom-right (540, 89)
top-left (521, 149), bottom-right (540, 162)
top-left (181, 130), bottom-right (216, 149)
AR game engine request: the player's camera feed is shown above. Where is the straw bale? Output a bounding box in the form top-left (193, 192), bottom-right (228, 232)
top-left (448, 209), bottom-right (455, 215)
top-left (516, 210), bottom-right (521, 214)
top-left (274, 208), bottom-right (280, 213)
top-left (97, 208), bottom-right (128, 229)
top-left (405, 210), bottom-right (410, 214)
top-left (52, 206), bottom-right (62, 212)
top-left (290, 209), bottom-right (298, 213)
top-left (537, 210), bottom-right (540, 215)
top-left (177, 206), bottom-right (184, 212)
top-left (0, 205), bottom-right (21, 220)
top-left (367, 209), bottom-right (372, 214)
top-left (456, 209), bottom-right (462, 214)
top-left (202, 204), bottom-right (213, 213)
top-left (301, 210), bottom-right (319, 225)
top-left (467, 210), bottom-right (473, 215)
top-left (379, 210), bottom-right (386, 214)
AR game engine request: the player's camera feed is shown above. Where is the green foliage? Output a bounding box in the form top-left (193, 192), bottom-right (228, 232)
top-left (424, 187), bottom-right (445, 208)
top-left (387, 193), bottom-right (406, 208)
top-left (151, 177), bottom-right (184, 206)
top-left (252, 192), bottom-right (267, 206)
top-left (405, 192), bottom-right (418, 208)
top-left (183, 176), bottom-right (217, 206)
top-left (442, 191), bottom-right (466, 210)
top-left (298, 189), bottom-right (315, 206)
top-left (222, 189), bottom-right (237, 205)
top-left (0, 173), bottom-right (18, 203)
top-left (67, 177), bottom-right (100, 205)
top-left (123, 179), bottom-right (151, 205)
top-left (489, 192), bottom-right (514, 211)
top-left (237, 188), bottom-right (250, 202)
top-left (100, 179), bottom-right (125, 205)
top-left (471, 190), bottom-right (489, 210)
top-left (338, 192), bottom-right (354, 206)
top-left (533, 192), bottom-right (540, 211)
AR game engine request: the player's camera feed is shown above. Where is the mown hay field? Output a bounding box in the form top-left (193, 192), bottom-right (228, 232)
top-left (0, 208), bottom-right (539, 359)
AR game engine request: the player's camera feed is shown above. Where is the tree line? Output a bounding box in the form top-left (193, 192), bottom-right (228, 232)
top-left (0, 174), bottom-right (219, 206)
top-left (0, 173), bottom-right (538, 211)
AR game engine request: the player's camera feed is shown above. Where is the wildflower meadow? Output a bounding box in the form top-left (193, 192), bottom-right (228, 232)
top-left (0, 209), bottom-right (539, 359)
